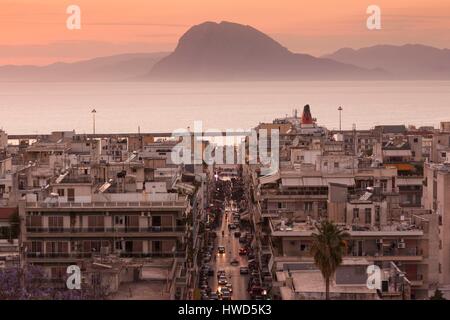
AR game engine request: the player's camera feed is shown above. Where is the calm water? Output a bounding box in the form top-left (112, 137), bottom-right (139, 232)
top-left (0, 81), bottom-right (450, 134)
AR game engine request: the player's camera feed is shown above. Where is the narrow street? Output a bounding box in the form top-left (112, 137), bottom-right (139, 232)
top-left (197, 166), bottom-right (265, 300)
top-left (210, 204), bottom-right (250, 300)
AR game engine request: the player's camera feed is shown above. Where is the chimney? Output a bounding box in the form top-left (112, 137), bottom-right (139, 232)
top-left (301, 104), bottom-right (313, 125)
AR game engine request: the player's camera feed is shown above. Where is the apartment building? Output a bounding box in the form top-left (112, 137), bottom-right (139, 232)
top-left (422, 162), bottom-right (450, 298)
top-left (11, 131), bottom-right (210, 299)
top-left (244, 107), bottom-right (443, 299)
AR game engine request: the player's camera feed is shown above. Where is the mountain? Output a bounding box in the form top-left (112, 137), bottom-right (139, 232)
top-left (324, 44), bottom-right (450, 79)
top-left (0, 52), bottom-right (169, 82)
top-left (3, 22), bottom-right (448, 82)
top-left (147, 21), bottom-right (383, 81)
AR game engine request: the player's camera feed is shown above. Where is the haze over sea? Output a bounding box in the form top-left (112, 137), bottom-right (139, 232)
top-left (1, 81), bottom-right (450, 135)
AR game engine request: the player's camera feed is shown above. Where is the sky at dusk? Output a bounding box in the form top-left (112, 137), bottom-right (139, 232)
top-left (1, 0), bottom-right (449, 65)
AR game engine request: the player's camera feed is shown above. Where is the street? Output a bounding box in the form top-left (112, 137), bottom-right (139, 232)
top-left (210, 204), bottom-right (250, 300)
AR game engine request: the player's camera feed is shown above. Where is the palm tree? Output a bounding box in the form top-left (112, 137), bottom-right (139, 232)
top-left (310, 220), bottom-right (349, 300)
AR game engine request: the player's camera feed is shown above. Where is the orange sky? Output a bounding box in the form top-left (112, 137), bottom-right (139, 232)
top-left (1, 0), bottom-right (449, 65)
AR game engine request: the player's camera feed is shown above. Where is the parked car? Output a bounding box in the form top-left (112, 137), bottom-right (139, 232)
top-left (218, 276), bottom-right (228, 285)
top-left (239, 247), bottom-right (248, 255)
top-left (221, 288), bottom-right (232, 300)
top-left (218, 245), bottom-right (226, 254)
top-left (203, 254), bottom-right (211, 263)
top-left (234, 231), bottom-right (241, 237)
top-left (239, 236), bottom-right (247, 243)
top-left (201, 264), bottom-right (214, 276)
top-left (217, 269), bottom-right (226, 279)
top-left (201, 293), bottom-right (209, 300)
top-left (251, 270), bottom-right (261, 277)
top-left (209, 292), bottom-right (219, 300)
top-left (228, 223), bottom-right (237, 230)
top-left (261, 268), bottom-right (271, 277)
top-left (240, 267), bottom-right (249, 274)
top-left (230, 258), bottom-right (239, 266)
top-left (225, 283), bottom-right (233, 294)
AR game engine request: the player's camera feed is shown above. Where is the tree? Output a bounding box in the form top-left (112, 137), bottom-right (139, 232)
top-left (310, 220), bottom-right (349, 300)
top-left (430, 289), bottom-right (446, 300)
top-left (0, 266), bottom-right (104, 300)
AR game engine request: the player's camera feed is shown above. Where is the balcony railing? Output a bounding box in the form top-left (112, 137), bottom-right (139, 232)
top-left (26, 200), bottom-right (187, 209)
top-left (26, 251), bottom-right (186, 259)
top-left (26, 226), bottom-right (186, 233)
top-left (350, 247), bottom-right (422, 258)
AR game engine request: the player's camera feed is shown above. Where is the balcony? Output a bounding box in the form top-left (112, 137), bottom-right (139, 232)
top-left (26, 226), bottom-right (187, 237)
top-left (350, 247), bottom-right (423, 262)
top-left (26, 251), bottom-right (186, 261)
top-left (26, 200), bottom-right (187, 209)
top-left (261, 209), bottom-right (282, 218)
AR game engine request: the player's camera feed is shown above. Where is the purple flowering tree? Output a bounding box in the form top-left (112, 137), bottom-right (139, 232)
top-left (0, 266), bottom-right (106, 300)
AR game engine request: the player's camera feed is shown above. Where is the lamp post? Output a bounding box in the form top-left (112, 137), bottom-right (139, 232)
top-left (338, 106), bottom-right (343, 132)
top-left (91, 109), bottom-right (97, 135)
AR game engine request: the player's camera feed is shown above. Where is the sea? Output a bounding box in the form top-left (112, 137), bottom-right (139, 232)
top-left (1, 81), bottom-right (449, 135)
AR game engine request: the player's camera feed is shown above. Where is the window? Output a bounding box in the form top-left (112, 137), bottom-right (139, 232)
top-left (365, 208), bottom-right (372, 224)
top-left (304, 202), bottom-right (313, 212)
top-left (334, 162), bottom-right (339, 168)
top-left (30, 241), bottom-right (43, 253)
top-left (278, 202), bottom-right (287, 209)
top-left (380, 180), bottom-right (388, 192)
top-left (48, 216), bottom-right (63, 232)
top-left (57, 189), bottom-right (65, 196)
top-left (87, 216), bottom-right (105, 231)
top-left (375, 206), bottom-right (381, 223)
top-left (152, 216), bottom-right (162, 227)
top-left (67, 188), bottom-right (75, 202)
top-left (152, 240), bottom-right (162, 252)
top-left (323, 161), bottom-right (328, 167)
top-left (353, 208), bottom-right (360, 220)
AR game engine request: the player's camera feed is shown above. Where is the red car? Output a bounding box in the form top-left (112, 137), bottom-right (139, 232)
top-left (239, 247), bottom-right (248, 255)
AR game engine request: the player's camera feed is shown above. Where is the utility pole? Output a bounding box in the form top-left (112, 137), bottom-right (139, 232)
top-left (338, 106), bottom-right (343, 132)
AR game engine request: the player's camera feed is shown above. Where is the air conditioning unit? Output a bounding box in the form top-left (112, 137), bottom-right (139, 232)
top-left (398, 242), bottom-right (406, 249)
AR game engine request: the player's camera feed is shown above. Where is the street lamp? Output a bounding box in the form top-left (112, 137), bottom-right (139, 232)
top-left (338, 106), bottom-right (343, 132)
top-left (91, 109), bottom-right (97, 135)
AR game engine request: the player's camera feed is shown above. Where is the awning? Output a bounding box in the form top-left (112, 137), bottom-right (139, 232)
top-left (259, 171), bottom-right (281, 185)
top-left (386, 163), bottom-right (415, 171)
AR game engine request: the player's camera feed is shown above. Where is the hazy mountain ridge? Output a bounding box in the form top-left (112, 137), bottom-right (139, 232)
top-left (1, 21), bottom-right (449, 81)
top-left (0, 52), bottom-right (169, 82)
top-left (324, 44), bottom-right (450, 79)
